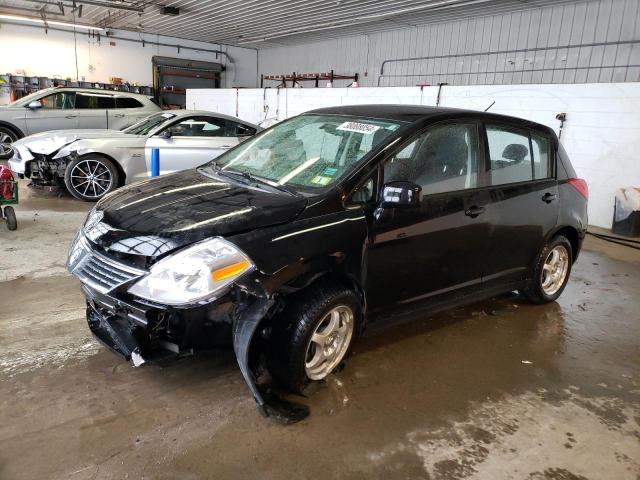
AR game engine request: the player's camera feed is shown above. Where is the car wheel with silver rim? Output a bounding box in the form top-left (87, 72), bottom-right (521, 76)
top-left (64, 154), bottom-right (120, 202)
top-left (268, 282), bottom-right (361, 394)
top-left (0, 127), bottom-right (18, 160)
top-left (521, 234), bottom-right (573, 304)
top-left (305, 305), bottom-right (354, 380)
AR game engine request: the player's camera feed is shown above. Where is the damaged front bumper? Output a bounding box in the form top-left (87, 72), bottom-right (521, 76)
top-left (81, 283), bottom-right (308, 422)
top-left (82, 283), bottom-right (234, 365)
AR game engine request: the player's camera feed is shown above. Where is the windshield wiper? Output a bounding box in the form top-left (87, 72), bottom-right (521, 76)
top-left (205, 164), bottom-right (300, 197)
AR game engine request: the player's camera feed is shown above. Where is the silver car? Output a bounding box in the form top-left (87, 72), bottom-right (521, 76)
top-left (0, 87), bottom-right (160, 160)
top-left (8, 110), bottom-right (261, 201)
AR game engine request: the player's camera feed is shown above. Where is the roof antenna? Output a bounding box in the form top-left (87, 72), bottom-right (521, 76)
top-left (484, 101), bottom-right (495, 112)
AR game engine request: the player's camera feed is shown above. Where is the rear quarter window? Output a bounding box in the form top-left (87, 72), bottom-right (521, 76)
top-left (116, 97), bottom-right (144, 109)
top-left (531, 133), bottom-right (551, 179)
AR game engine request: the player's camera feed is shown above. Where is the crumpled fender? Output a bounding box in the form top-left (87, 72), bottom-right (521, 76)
top-left (232, 294), bottom-right (310, 424)
top-left (52, 140), bottom-right (97, 160)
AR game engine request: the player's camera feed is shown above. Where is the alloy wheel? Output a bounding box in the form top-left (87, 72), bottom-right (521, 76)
top-left (69, 159), bottom-right (113, 199)
top-left (304, 305), bottom-right (354, 380)
top-left (541, 245), bottom-right (569, 296)
top-left (0, 131), bottom-right (15, 157)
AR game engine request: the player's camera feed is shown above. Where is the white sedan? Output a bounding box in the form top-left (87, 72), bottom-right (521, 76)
top-left (8, 110), bottom-right (261, 201)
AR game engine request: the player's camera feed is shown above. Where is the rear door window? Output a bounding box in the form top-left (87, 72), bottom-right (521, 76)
top-left (486, 126), bottom-right (533, 184)
top-left (75, 93), bottom-right (116, 109)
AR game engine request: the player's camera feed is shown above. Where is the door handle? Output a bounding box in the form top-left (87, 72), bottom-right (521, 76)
top-left (113, 113), bottom-right (125, 118)
top-left (65, 114), bottom-right (77, 119)
top-left (542, 193), bottom-right (557, 203)
top-left (464, 205), bottom-right (485, 218)
top-left (220, 145), bottom-right (233, 148)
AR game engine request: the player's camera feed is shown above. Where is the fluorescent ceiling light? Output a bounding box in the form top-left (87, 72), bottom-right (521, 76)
top-left (0, 13), bottom-right (104, 31)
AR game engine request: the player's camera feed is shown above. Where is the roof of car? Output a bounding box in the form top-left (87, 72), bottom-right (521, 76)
top-left (164, 109), bottom-right (261, 128)
top-left (41, 86), bottom-right (152, 99)
top-left (305, 104), bottom-right (554, 134)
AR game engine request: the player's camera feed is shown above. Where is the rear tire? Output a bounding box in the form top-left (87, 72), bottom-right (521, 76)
top-left (64, 155), bottom-right (120, 202)
top-left (4, 206), bottom-right (17, 231)
top-left (267, 282), bottom-right (361, 394)
top-left (0, 127), bottom-right (19, 160)
top-left (521, 235), bottom-right (573, 304)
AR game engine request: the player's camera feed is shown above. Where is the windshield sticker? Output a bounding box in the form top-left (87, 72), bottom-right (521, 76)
top-left (337, 121), bottom-right (381, 135)
top-left (311, 175), bottom-right (332, 186)
top-left (323, 167), bottom-right (338, 177)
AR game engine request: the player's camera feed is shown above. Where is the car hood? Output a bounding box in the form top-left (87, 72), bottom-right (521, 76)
top-left (15, 129), bottom-right (142, 155)
top-left (86, 169), bottom-right (308, 258)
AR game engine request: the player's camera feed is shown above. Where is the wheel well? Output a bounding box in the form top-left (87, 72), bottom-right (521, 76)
top-left (0, 122), bottom-right (24, 139)
top-left (553, 226), bottom-right (580, 262)
top-left (284, 272), bottom-right (364, 305)
top-left (78, 152), bottom-right (126, 186)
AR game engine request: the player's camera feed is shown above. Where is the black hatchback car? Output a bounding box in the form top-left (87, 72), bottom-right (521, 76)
top-left (67, 105), bottom-right (588, 420)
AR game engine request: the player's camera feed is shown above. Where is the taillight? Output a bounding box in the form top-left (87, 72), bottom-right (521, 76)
top-left (568, 178), bottom-right (588, 200)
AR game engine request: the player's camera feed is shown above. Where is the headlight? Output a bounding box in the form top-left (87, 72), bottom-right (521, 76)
top-left (128, 237), bottom-right (254, 305)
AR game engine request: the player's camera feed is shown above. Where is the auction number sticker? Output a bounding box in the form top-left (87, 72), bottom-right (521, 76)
top-left (337, 121), bottom-right (381, 135)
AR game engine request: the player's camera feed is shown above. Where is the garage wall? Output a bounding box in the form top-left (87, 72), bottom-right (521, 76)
top-left (188, 83), bottom-right (640, 229)
top-left (258, 0), bottom-right (640, 87)
top-left (0, 23), bottom-right (258, 88)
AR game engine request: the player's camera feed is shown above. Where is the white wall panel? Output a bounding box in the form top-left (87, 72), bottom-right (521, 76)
top-left (189, 83), bottom-right (640, 229)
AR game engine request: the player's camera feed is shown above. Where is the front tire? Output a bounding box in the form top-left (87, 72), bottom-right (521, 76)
top-left (64, 155), bottom-right (120, 202)
top-left (267, 282), bottom-right (361, 394)
top-left (521, 235), bottom-right (573, 304)
top-left (0, 127), bottom-right (19, 160)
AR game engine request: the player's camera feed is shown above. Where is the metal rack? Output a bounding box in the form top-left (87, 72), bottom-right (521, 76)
top-left (260, 70), bottom-right (358, 88)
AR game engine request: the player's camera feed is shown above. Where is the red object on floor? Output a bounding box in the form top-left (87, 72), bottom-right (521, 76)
top-left (0, 165), bottom-right (15, 200)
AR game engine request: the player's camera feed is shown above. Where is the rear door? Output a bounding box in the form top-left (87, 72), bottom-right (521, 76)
top-left (366, 120), bottom-right (491, 312)
top-left (481, 123), bottom-right (559, 287)
top-left (24, 91), bottom-right (78, 134)
top-left (144, 116), bottom-right (255, 175)
top-left (109, 96), bottom-right (147, 130)
top-left (74, 91), bottom-right (115, 129)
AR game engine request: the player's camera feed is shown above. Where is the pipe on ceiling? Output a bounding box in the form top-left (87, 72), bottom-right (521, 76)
top-left (17, 0), bottom-right (144, 13)
top-left (0, 20), bottom-right (234, 62)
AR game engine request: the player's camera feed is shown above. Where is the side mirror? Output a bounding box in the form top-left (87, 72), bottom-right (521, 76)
top-left (380, 181), bottom-right (422, 208)
top-left (158, 129), bottom-right (172, 139)
top-left (27, 100), bottom-right (42, 110)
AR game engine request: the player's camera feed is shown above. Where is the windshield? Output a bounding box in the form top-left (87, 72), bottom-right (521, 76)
top-left (205, 114), bottom-right (401, 189)
top-left (123, 112), bottom-right (176, 135)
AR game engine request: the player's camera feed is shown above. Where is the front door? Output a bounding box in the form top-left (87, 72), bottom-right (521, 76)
top-left (24, 91), bottom-right (78, 135)
top-left (481, 124), bottom-right (559, 287)
top-left (144, 116), bottom-right (240, 176)
top-left (366, 121), bottom-right (491, 313)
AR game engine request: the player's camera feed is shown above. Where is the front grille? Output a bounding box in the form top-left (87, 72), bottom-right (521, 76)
top-left (68, 235), bottom-right (147, 294)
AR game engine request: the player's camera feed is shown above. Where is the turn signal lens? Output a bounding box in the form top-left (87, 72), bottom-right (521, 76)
top-left (568, 178), bottom-right (588, 200)
top-left (212, 261), bottom-right (250, 282)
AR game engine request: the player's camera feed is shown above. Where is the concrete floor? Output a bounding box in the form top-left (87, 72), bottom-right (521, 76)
top-left (1, 181), bottom-right (639, 480)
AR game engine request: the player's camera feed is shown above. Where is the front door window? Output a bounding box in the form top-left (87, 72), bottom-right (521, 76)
top-left (40, 92), bottom-right (75, 109)
top-left (384, 123), bottom-right (480, 195)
